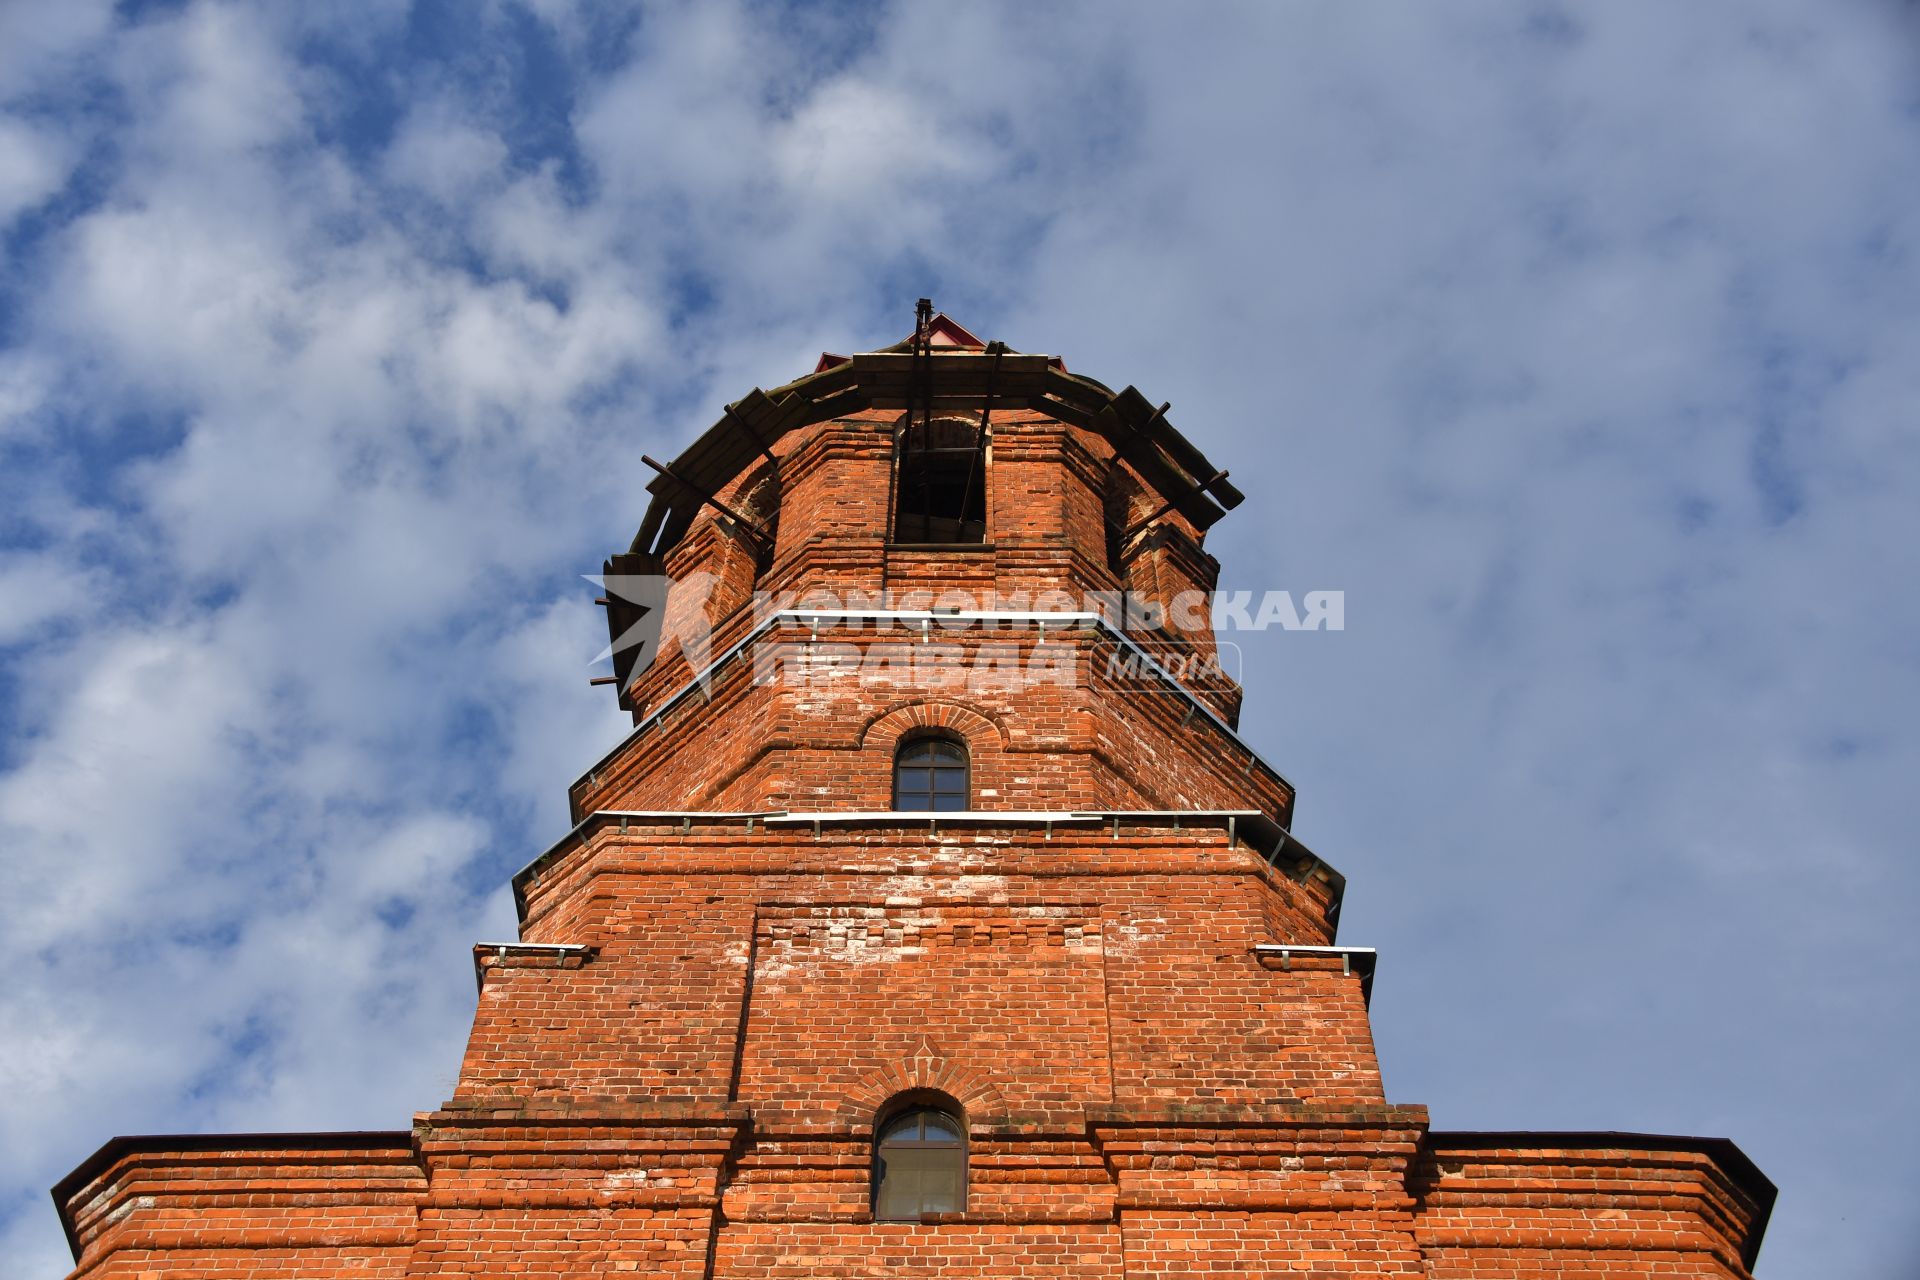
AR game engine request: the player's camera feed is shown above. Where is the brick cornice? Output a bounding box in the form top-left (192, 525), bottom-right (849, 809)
top-left (52, 1131), bottom-right (419, 1263)
top-left (1413, 1130), bottom-right (1777, 1273)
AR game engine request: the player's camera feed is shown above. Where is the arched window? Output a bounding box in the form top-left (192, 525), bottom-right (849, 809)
top-left (873, 1104), bottom-right (967, 1220)
top-left (893, 735), bottom-right (969, 811)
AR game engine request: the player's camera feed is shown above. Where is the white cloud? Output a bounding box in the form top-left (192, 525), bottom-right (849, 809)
top-left (110, 3), bottom-right (312, 160)
top-left (0, 118), bottom-right (71, 228)
top-left (773, 78), bottom-right (988, 200)
top-left (0, 0), bottom-right (114, 102)
top-left (382, 100), bottom-right (509, 204)
top-left (0, 554), bottom-right (94, 644)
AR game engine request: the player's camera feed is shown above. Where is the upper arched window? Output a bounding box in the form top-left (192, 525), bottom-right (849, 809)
top-left (893, 735), bottom-right (969, 811)
top-left (873, 1104), bottom-right (967, 1220)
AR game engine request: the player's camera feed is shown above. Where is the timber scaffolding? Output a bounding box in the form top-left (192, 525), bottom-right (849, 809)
top-left (622, 305), bottom-right (1245, 563)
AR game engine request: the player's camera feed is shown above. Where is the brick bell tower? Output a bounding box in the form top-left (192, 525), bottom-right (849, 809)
top-left (55, 305), bottom-right (1774, 1278)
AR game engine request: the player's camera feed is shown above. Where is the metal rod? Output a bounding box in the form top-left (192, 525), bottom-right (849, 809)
top-left (955, 341), bottom-right (1002, 530)
top-left (641, 454), bottom-right (771, 545)
top-left (1100, 401), bottom-right (1174, 544)
top-left (1135, 399), bottom-right (1171, 438)
top-left (1114, 400), bottom-right (1170, 449)
top-left (1121, 468), bottom-right (1229, 541)
top-left (724, 403), bottom-right (778, 466)
top-left (913, 299), bottom-right (934, 538)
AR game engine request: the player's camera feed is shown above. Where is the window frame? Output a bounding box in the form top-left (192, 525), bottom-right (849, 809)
top-left (871, 1097), bottom-right (969, 1221)
top-left (892, 732), bottom-right (970, 812)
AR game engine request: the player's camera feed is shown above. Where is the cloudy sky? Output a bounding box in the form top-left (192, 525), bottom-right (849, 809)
top-left (1, 1), bottom-right (1915, 1274)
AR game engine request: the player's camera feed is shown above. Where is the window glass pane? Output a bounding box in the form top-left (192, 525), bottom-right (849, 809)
top-left (875, 1158), bottom-right (913, 1219)
top-left (897, 738), bottom-right (966, 812)
top-left (920, 1163), bottom-right (962, 1214)
top-left (881, 1147), bottom-right (963, 1214)
top-left (876, 1110), bottom-right (966, 1219)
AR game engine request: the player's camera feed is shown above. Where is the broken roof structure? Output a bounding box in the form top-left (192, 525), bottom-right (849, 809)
top-left (629, 309), bottom-right (1245, 564)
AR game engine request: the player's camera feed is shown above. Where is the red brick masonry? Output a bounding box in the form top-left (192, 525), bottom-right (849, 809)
top-left (53, 320), bottom-right (1773, 1277)
top-left (52, 816), bottom-right (1774, 1279)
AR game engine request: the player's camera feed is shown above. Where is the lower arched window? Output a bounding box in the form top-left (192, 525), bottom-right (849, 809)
top-left (873, 1104), bottom-right (967, 1220)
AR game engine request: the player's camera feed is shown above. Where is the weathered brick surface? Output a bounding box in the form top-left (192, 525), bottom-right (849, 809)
top-left (456, 899), bottom-right (755, 1101)
top-left (1410, 1138), bottom-right (1766, 1278)
top-left (52, 327), bottom-right (1771, 1277)
top-left (56, 1140), bottom-right (422, 1277)
top-left (714, 1221), bottom-right (1125, 1278)
top-left (1121, 1210), bottom-right (1427, 1278)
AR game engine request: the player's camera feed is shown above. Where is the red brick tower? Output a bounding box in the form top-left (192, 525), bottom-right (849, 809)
top-left (54, 307), bottom-right (1775, 1277)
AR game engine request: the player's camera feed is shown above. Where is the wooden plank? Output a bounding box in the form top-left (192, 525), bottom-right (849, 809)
top-left (1044, 367), bottom-right (1117, 408)
top-left (851, 352), bottom-right (1052, 378)
top-left (803, 387), bottom-right (873, 422)
top-left (1094, 395), bottom-right (1238, 529)
top-left (1034, 395), bottom-right (1093, 428)
top-left (771, 360), bottom-right (857, 399)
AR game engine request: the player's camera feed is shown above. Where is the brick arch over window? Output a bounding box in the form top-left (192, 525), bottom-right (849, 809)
top-left (832, 1038), bottom-right (1005, 1130)
top-left (857, 700), bottom-right (1009, 754)
top-left (860, 701), bottom-right (1010, 811)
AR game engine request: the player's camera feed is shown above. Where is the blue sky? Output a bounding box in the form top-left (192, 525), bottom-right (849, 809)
top-left (1, 2), bottom-right (1916, 1275)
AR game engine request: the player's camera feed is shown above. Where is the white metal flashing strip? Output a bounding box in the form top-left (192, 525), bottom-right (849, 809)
top-left (512, 807), bottom-right (1289, 904)
top-left (1252, 944), bottom-right (1377, 966)
top-left (470, 942), bottom-right (596, 992)
top-left (768, 809), bottom-right (1105, 841)
top-left (765, 810), bottom-right (1105, 824)
top-left (763, 807), bottom-right (1274, 841)
top-left (1252, 944), bottom-right (1379, 1005)
top-left (475, 942), bottom-right (595, 957)
top-left (1076, 809), bottom-right (1264, 821)
top-left (512, 809), bottom-right (786, 885)
top-left (784, 608), bottom-right (1104, 626)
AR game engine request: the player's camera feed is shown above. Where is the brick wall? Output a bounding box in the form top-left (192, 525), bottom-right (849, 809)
top-left (52, 338), bottom-right (1772, 1277)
